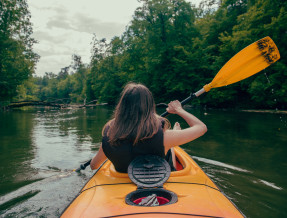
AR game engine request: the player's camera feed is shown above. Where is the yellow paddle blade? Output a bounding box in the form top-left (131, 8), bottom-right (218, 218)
top-left (203, 36), bottom-right (280, 92)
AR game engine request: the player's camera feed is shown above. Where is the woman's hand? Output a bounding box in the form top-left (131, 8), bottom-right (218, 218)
top-left (166, 100), bottom-right (184, 114)
top-left (164, 100), bottom-right (207, 151)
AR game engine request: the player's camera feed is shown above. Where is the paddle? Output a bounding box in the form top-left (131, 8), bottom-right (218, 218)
top-left (161, 36), bottom-right (280, 117)
top-left (75, 36), bottom-right (280, 172)
top-left (73, 160), bottom-right (91, 172)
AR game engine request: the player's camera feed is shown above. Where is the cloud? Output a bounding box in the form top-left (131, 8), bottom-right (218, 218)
top-left (47, 18), bottom-right (73, 31)
top-left (33, 41), bottom-right (71, 57)
top-left (33, 31), bottom-right (67, 44)
top-left (74, 13), bottom-right (126, 38)
top-left (45, 10), bottom-right (126, 39)
top-left (34, 55), bottom-right (71, 74)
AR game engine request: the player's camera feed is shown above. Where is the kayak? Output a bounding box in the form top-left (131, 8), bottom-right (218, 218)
top-left (61, 147), bottom-right (245, 217)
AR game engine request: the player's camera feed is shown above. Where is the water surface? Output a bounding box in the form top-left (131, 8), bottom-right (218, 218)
top-left (0, 107), bottom-right (286, 217)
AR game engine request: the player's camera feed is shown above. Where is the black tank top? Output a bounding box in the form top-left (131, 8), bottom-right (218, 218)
top-left (102, 121), bottom-right (165, 173)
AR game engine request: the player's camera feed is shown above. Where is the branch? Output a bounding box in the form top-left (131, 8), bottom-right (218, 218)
top-left (6, 100), bottom-right (65, 109)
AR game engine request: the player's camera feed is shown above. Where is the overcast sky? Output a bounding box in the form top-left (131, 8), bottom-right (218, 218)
top-left (28, 0), bottom-right (202, 76)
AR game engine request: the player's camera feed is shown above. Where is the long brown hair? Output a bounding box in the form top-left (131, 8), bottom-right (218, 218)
top-left (104, 82), bottom-right (169, 145)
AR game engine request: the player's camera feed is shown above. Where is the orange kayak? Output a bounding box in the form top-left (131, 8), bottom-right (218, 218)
top-left (61, 147), bottom-right (245, 217)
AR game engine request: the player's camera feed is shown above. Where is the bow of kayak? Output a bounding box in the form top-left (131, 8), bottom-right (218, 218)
top-left (61, 147), bottom-right (245, 218)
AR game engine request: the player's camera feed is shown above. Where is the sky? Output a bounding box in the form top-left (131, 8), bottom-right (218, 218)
top-left (28, 0), bottom-right (202, 76)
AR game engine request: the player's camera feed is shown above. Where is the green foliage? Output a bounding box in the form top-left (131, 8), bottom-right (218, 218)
top-left (14, 77), bottom-right (39, 101)
top-left (9, 0), bottom-right (287, 109)
top-left (217, 0), bottom-right (287, 108)
top-left (0, 0), bottom-right (39, 101)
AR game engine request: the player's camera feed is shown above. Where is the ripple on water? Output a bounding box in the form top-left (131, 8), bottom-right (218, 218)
top-left (192, 156), bottom-right (251, 173)
top-left (254, 179), bottom-right (283, 190)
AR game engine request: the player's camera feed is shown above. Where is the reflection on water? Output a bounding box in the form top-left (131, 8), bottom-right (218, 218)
top-left (0, 110), bottom-right (37, 197)
top-left (0, 107), bottom-right (113, 217)
top-left (0, 107), bottom-right (286, 217)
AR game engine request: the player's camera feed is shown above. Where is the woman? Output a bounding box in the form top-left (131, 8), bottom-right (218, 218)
top-left (90, 83), bottom-right (207, 172)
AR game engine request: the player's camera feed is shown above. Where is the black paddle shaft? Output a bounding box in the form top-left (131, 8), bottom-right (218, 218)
top-left (160, 93), bottom-right (196, 117)
top-left (75, 159), bottom-right (91, 172)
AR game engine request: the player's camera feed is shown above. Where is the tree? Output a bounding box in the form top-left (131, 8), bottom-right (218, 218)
top-left (0, 0), bottom-right (39, 102)
top-left (11, 0), bottom-right (287, 109)
top-left (217, 0), bottom-right (287, 108)
top-left (121, 0), bottom-right (203, 102)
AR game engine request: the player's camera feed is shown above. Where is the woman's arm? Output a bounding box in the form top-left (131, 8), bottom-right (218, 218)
top-left (90, 145), bottom-right (107, 170)
top-left (164, 100), bottom-right (207, 152)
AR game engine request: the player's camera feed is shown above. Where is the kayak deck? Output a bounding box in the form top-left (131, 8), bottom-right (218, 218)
top-left (61, 147), bottom-right (244, 218)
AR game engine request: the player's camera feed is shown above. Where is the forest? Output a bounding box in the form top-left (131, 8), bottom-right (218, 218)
top-left (1, 0), bottom-right (287, 109)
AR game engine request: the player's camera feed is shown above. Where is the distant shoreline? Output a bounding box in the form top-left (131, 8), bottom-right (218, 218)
top-left (1, 103), bottom-right (287, 115)
top-left (240, 109), bottom-right (287, 114)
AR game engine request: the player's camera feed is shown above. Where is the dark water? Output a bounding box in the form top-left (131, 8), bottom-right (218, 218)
top-left (0, 107), bottom-right (286, 217)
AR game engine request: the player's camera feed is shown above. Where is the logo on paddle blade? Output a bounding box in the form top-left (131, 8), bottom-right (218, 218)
top-left (257, 37), bottom-right (280, 64)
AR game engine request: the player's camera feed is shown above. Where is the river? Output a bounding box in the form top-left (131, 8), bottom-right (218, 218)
top-left (0, 107), bottom-right (286, 217)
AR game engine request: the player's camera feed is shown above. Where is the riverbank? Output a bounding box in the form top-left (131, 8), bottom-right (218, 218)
top-left (240, 109), bottom-right (287, 114)
top-left (2, 101), bottom-right (287, 115)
